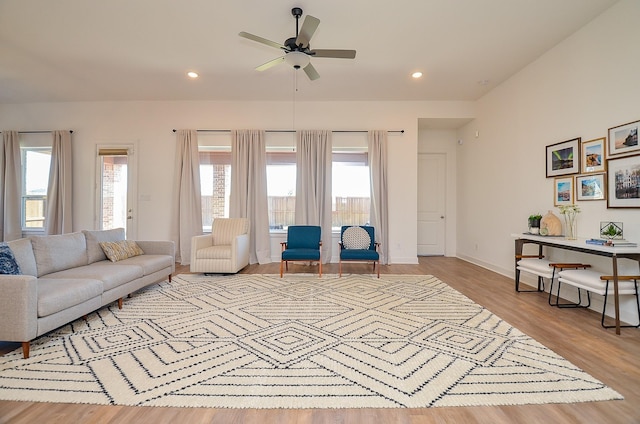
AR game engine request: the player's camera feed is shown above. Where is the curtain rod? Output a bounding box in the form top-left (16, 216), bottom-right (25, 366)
top-left (172, 129), bottom-right (404, 134)
top-left (0, 130), bottom-right (73, 134)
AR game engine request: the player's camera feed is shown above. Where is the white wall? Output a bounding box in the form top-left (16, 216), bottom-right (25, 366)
top-left (456, 0), bottom-right (640, 322)
top-left (0, 100), bottom-right (474, 264)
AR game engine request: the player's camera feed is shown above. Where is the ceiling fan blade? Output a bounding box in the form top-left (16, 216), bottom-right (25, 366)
top-left (303, 62), bottom-right (320, 81)
top-left (296, 15), bottom-right (320, 48)
top-left (239, 31), bottom-right (285, 50)
top-left (310, 49), bottom-right (357, 59)
top-left (255, 56), bottom-right (285, 71)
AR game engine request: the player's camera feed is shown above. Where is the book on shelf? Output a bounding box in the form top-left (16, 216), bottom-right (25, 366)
top-left (586, 238), bottom-right (637, 247)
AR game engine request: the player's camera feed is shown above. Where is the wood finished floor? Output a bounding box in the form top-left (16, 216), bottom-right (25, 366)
top-left (1, 257), bottom-right (639, 424)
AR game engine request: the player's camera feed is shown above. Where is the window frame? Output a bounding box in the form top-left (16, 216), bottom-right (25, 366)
top-left (20, 146), bottom-right (52, 234)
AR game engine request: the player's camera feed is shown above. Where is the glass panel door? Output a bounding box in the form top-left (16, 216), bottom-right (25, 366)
top-left (97, 145), bottom-right (136, 237)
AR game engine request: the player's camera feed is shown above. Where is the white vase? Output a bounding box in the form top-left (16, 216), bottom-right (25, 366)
top-left (564, 212), bottom-right (578, 240)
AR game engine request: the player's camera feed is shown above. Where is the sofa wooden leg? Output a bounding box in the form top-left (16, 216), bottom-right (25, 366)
top-left (169, 274), bottom-right (172, 282)
top-left (280, 260), bottom-right (284, 278)
top-left (22, 342), bottom-right (30, 359)
top-left (118, 298), bottom-right (123, 309)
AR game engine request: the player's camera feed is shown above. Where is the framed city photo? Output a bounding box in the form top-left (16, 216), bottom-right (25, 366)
top-left (576, 173), bottom-right (606, 201)
top-left (608, 119), bottom-right (639, 157)
top-left (554, 176), bottom-right (574, 206)
top-left (607, 154), bottom-right (640, 208)
top-left (546, 138), bottom-right (580, 177)
top-left (581, 137), bottom-right (606, 174)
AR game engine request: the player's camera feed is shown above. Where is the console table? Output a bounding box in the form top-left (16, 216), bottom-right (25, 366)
top-left (512, 233), bottom-right (640, 335)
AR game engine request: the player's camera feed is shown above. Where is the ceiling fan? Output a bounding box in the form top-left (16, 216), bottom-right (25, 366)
top-left (239, 7), bottom-right (356, 81)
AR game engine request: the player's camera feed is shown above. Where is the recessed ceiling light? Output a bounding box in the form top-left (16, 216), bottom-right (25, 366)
top-left (411, 71), bottom-right (423, 79)
top-left (187, 71), bottom-right (199, 79)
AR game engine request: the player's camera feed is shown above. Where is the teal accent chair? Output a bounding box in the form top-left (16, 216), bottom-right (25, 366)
top-left (280, 225), bottom-right (322, 277)
top-left (339, 225), bottom-right (380, 278)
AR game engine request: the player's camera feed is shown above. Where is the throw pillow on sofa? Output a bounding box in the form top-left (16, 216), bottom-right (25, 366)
top-left (99, 240), bottom-right (144, 262)
top-left (84, 228), bottom-right (126, 263)
top-left (0, 242), bottom-right (21, 275)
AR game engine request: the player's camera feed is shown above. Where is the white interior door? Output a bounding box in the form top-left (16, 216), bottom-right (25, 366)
top-left (96, 145), bottom-right (137, 238)
top-left (417, 153), bottom-right (446, 255)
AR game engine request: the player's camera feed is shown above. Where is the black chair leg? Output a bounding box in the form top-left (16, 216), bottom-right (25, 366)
top-left (516, 273), bottom-right (545, 293)
top-left (601, 280), bottom-right (640, 329)
top-left (550, 280), bottom-right (591, 308)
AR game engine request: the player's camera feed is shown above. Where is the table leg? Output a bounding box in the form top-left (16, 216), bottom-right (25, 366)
top-left (613, 255), bottom-right (620, 335)
top-left (514, 239), bottom-right (524, 291)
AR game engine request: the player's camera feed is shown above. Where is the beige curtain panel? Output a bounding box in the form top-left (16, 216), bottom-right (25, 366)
top-left (0, 130), bottom-right (22, 241)
top-left (173, 129), bottom-right (203, 265)
top-left (368, 130), bottom-right (389, 264)
top-left (230, 129), bottom-right (271, 264)
top-left (295, 130), bottom-right (332, 263)
top-left (45, 130), bottom-right (73, 235)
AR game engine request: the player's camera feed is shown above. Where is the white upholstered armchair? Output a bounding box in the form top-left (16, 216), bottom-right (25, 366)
top-left (190, 218), bottom-right (250, 274)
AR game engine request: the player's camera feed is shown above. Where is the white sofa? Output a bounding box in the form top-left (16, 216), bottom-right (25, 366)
top-left (190, 218), bottom-right (250, 274)
top-left (0, 228), bottom-right (175, 358)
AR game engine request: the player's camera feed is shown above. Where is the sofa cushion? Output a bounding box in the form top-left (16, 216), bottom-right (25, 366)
top-left (30, 232), bottom-right (88, 277)
top-left (45, 263), bottom-right (144, 291)
top-left (6, 238), bottom-right (38, 277)
top-left (83, 228), bottom-right (125, 264)
top-left (100, 240), bottom-right (144, 262)
top-left (116, 254), bottom-right (174, 276)
top-left (0, 242), bottom-right (21, 275)
top-left (196, 245), bottom-right (232, 260)
top-left (37, 278), bottom-right (103, 318)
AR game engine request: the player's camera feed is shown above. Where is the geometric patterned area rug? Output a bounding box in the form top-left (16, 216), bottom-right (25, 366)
top-left (0, 274), bottom-right (622, 408)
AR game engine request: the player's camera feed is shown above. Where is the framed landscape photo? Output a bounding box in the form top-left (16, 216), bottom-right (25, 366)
top-left (576, 173), bottom-right (606, 201)
top-left (607, 154), bottom-right (640, 208)
top-left (581, 137), bottom-right (606, 174)
top-left (608, 119), bottom-right (639, 157)
top-left (546, 138), bottom-right (580, 178)
top-left (554, 176), bottom-right (574, 206)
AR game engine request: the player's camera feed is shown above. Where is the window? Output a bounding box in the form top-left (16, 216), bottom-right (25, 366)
top-left (199, 145), bottom-right (370, 234)
top-left (199, 150), bottom-right (231, 232)
top-left (332, 151), bottom-right (370, 230)
top-left (21, 147), bottom-right (51, 231)
top-left (267, 151), bottom-right (296, 230)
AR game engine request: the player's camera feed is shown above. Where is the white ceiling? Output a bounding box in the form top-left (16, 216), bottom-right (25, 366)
top-left (0, 0), bottom-right (619, 104)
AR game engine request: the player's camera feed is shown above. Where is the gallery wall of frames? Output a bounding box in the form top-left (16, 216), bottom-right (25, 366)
top-left (545, 118), bottom-right (640, 209)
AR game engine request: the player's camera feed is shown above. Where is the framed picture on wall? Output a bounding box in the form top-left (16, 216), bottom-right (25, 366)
top-left (554, 176), bottom-right (574, 206)
top-left (580, 137), bottom-right (606, 174)
top-left (607, 154), bottom-right (640, 208)
top-left (546, 138), bottom-right (580, 177)
top-left (576, 173), bottom-right (606, 201)
top-left (608, 119), bottom-right (639, 157)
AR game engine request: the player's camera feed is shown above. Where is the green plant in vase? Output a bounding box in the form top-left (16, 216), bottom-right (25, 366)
top-left (528, 213), bottom-right (542, 234)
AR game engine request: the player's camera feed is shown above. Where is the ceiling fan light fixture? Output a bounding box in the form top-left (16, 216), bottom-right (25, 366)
top-left (285, 51), bottom-right (310, 69)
